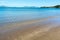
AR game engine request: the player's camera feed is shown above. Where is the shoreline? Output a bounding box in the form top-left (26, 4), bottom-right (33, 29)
top-left (0, 16), bottom-right (57, 33)
top-left (0, 16), bottom-right (60, 40)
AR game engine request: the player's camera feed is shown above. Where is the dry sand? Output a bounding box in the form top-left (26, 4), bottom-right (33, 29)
top-left (0, 16), bottom-right (60, 40)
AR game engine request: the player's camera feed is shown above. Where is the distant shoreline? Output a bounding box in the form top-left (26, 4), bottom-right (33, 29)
top-left (41, 5), bottom-right (60, 8)
top-left (0, 5), bottom-right (60, 8)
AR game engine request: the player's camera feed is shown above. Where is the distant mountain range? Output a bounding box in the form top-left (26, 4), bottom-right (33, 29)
top-left (0, 5), bottom-right (60, 8)
top-left (0, 6), bottom-right (40, 8)
top-left (41, 5), bottom-right (60, 8)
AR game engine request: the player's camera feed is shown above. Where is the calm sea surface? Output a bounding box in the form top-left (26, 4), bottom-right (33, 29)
top-left (0, 8), bottom-right (60, 26)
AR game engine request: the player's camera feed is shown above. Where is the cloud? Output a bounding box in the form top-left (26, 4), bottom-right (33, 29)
top-left (0, 1), bottom-right (9, 6)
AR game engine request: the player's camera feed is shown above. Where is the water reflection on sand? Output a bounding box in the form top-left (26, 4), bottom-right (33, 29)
top-left (0, 17), bottom-right (60, 40)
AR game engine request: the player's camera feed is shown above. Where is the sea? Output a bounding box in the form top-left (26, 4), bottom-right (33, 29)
top-left (0, 7), bottom-right (60, 26)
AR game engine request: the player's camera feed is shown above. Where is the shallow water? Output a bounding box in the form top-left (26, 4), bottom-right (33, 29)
top-left (0, 8), bottom-right (60, 26)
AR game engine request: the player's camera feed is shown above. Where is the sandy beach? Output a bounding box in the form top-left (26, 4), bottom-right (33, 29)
top-left (0, 16), bottom-right (60, 40)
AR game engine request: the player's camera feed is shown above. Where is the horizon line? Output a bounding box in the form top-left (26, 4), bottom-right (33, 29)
top-left (0, 5), bottom-right (59, 7)
top-left (0, 5), bottom-right (60, 7)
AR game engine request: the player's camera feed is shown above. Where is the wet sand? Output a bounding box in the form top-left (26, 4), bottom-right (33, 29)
top-left (0, 16), bottom-right (60, 40)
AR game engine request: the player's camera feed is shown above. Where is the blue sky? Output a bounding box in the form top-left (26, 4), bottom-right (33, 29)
top-left (0, 0), bottom-right (60, 7)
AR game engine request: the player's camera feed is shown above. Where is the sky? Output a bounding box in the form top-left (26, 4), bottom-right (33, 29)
top-left (0, 0), bottom-right (60, 7)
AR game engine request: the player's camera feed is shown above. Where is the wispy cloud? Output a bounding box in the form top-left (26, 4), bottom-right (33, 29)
top-left (0, 0), bottom-right (60, 7)
top-left (0, 1), bottom-right (8, 6)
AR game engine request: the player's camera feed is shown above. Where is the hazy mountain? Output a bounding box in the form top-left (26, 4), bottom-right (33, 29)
top-left (41, 5), bottom-right (60, 8)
